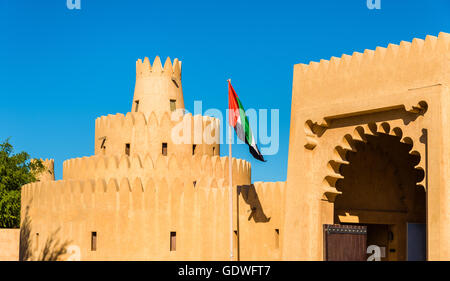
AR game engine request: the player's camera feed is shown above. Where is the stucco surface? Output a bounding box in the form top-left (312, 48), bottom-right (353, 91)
top-left (0, 229), bottom-right (19, 261)
top-left (16, 33), bottom-right (450, 261)
top-left (283, 32), bottom-right (450, 261)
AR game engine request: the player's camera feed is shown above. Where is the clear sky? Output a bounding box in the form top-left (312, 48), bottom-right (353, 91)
top-left (1, 0), bottom-right (449, 181)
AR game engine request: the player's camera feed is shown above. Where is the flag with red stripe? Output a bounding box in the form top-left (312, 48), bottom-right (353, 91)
top-left (228, 80), bottom-right (265, 162)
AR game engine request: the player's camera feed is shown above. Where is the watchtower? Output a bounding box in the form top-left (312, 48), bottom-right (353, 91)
top-left (133, 56), bottom-right (185, 117)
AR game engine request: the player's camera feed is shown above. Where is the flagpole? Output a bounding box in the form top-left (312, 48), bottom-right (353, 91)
top-left (229, 121), bottom-right (234, 261)
top-left (227, 79), bottom-right (234, 262)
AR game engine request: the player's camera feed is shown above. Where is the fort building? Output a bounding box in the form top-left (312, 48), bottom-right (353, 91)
top-left (3, 32), bottom-right (448, 261)
top-left (19, 56), bottom-right (284, 261)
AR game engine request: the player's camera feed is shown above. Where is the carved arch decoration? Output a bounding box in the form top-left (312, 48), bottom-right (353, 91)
top-left (322, 121), bottom-right (426, 202)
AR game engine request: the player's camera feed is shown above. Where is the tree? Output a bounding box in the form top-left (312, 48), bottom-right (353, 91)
top-left (0, 138), bottom-right (44, 228)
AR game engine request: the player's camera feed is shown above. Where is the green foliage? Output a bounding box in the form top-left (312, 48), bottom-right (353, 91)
top-left (0, 138), bottom-right (44, 228)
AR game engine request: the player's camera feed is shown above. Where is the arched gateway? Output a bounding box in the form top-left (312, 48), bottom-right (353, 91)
top-left (283, 32), bottom-right (450, 261)
top-left (326, 122), bottom-right (426, 261)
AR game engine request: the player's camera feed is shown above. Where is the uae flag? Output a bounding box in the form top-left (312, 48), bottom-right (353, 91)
top-left (228, 80), bottom-right (265, 162)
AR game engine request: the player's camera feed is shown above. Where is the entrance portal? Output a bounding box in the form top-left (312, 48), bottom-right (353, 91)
top-left (332, 133), bottom-right (426, 261)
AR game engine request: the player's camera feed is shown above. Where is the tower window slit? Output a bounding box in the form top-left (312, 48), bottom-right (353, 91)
top-left (170, 232), bottom-right (176, 251)
top-left (125, 143), bottom-right (130, 156)
top-left (162, 143), bottom-right (168, 156)
top-left (100, 137), bottom-right (107, 154)
top-left (275, 229), bottom-right (280, 249)
top-left (170, 99), bottom-right (176, 112)
top-left (91, 232), bottom-right (97, 251)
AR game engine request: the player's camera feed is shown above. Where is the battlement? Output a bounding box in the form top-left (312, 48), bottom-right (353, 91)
top-left (31, 158), bottom-right (55, 182)
top-left (95, 111), bottom-right (221, 157)
top-left (21, 180), bottom-right (284, 220)
top-left (95, 111), bottom-right (220, 134)
top-left (252, 181), bottom-right (286, 225)
top-left (253, 181), bottom-right (286, 196)
top-left (133, 55), bottom-right (185, 118)
top-left (22, 176), bottom-right (228, 198)
top-left (31, 158), bottom-right (54, 165)
top-left (63, 154), bottom-right (250, 186)
top-left (21, 175), bottom-right (285, 260)
top-left (136, 56), bottom-right (181, 80)
top-left (294, 32), bottom-right (450, 108)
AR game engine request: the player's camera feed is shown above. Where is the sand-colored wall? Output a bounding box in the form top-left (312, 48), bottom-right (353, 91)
top-left (0, 229), bottom-right (20, 261)
top-left (238, 182), bottom-right (286, 261)
top-left (133, 56), bottom-right (184, 117)
top-left (94, 112), bottom-right (220, 158)
top-left (21, 177), bottom-right (285, 261)
top-left (283, 32), bottom-right (450, 261)
top-left (31, 158), bottom-right (55, 182)
top-left (63, 154), bottom-right (251, 186)
top-left (292, 34), bottom-right (450, 112)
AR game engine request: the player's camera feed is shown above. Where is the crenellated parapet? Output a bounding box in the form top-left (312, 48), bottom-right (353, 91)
top-left (251, 181), bottom-right (286, 224)
top-left (22, 176), bottom-right (229, 203)
top-left (22, 175), bottom-right (253, 201)
top-left (252, 182), bottom-right (286, 201)
top-left (133, 56), bottom-right (185, 117)
top-left (94, 111), bottom-right (220, 158)
top-left (20, 175), bottom-right (229, 260)
top-left (63, 154), bottom-right (250, 186)
top-left (31, 158), bottom-right (55, 182)
top-left (136, 56), bottom-right (181, 81)
top-left (293, 32), bottom-right (450, 109)
top-left (20, 175), bottom-right (283, 260)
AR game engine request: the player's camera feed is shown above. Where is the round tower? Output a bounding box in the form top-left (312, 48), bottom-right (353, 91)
top-left (94, 55), bottom-right (220, 159)
top-left (31, 158), bottom-right (55, 182)
top-left (132, 56), bottom-right (185, 118)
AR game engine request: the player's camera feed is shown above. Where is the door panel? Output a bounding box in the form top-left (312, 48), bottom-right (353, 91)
top-left (324, 224), bottom-right (367, 261)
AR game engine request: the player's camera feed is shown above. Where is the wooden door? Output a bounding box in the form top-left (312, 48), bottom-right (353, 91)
top-left (324, 224), bottom-right (367, 261)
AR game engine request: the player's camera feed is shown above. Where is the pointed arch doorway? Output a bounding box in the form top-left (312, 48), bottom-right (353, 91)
top-left (326, 130), bottom-right (426, 261)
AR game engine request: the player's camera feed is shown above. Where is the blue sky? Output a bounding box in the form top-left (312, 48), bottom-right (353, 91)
top-left (0, 0), bottom-right (449, 181)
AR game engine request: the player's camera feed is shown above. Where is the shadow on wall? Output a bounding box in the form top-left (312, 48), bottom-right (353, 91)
top-left (238, 185), bottom-right (271, 223)
top-left (19, 205), bottom-right (71, 261)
